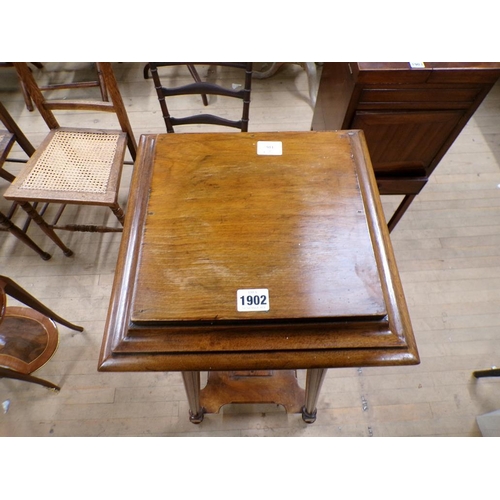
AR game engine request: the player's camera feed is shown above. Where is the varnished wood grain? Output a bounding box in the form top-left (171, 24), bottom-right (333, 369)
top-left (134, 131), bottom-right (385, 322)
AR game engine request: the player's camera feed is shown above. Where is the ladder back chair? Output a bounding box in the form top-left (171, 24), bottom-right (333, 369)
top-left (3, 62), bottom-right (137, 236)
top-left (0, 101), bottom-right (73, 258)
top-left (149, 63), bottom-right (253, 132)
top-left (0, 275), bottom-right (83, 391)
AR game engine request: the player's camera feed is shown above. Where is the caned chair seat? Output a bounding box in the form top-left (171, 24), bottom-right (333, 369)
top-left (5, 128), bottom-right (127, 206)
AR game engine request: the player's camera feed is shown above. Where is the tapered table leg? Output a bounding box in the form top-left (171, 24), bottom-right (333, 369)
top-left (181, 371), bottom-right (205, 423)
top-left (302, 368), bottom-right (328, 423)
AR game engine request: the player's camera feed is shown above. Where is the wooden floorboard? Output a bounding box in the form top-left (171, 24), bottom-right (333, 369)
top-left (1, 62), bottom-right (500, 437)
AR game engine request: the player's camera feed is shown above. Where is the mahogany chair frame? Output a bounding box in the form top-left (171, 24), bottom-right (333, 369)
top-left (149, 63), bottom-right (253, 132)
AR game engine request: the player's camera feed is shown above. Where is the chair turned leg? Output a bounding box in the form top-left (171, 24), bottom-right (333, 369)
top-left (0, 367), bottom-right (60, 391)
top-left (16, 201), bottom-right (74, 256)
top-left (110, 203), bottom-right (126, 226)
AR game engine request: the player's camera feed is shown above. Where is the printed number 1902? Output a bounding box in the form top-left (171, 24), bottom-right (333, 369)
top-left (236, 289), bottom-right (270, 312)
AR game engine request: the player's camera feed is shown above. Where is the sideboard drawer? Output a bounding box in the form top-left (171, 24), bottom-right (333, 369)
top-left (358, 88), bottom-right (481, 110)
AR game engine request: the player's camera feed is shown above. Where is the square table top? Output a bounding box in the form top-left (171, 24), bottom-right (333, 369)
top-left (132, 131), bottom-right (385, 323)
top-left (99, 130), bottom-right (419, 372)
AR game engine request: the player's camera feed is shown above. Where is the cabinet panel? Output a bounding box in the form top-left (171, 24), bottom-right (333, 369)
top-left (311, 62), bottom-right (500, 230)
top-left (351, 110), bottom-right (465, 176)
top-left (359, 88), bottom-right (480, 109)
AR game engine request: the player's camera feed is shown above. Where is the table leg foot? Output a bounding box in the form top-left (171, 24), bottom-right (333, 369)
top-left (301, 406), bottom-right (317, 424)
top-left (189, 408), bottom-right (205, 424)
top-left (182, 371), bottom-right (204, 424)
top-left (302, 368), bottom-right (328, 424)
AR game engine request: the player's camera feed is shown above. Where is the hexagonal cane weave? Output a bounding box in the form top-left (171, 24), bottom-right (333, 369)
top-left (19, 129), bottom-right (121, 194)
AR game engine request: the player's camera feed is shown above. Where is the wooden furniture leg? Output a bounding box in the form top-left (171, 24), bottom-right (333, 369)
top-left (0, 101), bottom-right (36, 156)
top-left (181, 371), bottom-right (205, 423)
top-left (1, 275), bottom-right (84, 331)
top-left (302, 368), bottom-right (328, 423)
top-left (16, 201), bottom-right (74, 256)
top-left (387, 194), bottom-right (417, 233)
top-left (473, 368), bottom-right (500, 378)
top-left (0, 366), bottom-right (60, 391)
top-left (0, 211), bottom-right (51, 260)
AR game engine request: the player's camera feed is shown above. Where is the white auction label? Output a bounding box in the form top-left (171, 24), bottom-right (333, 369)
top-left (409, 62), bottom-right (425, 68)
top-left (237, 288), bottom-right (270, 312)
top-left (257, 141), bottom-right (282, 156)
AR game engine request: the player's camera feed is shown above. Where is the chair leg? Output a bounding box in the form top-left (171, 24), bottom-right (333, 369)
top-left (16, 201), bottom-right (74, 257)
top-left (0, 211), bottom-right (51, 260)
top-left (0, 276), bottom-right (84, 332)
top-left (0, 366), bottom-right (60, 391)
top-left (110, 202), bottom-right (125, 226)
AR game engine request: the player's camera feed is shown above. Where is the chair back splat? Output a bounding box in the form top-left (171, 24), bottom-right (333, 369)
top-left (149, 63), bottom-right (252, 133)
top-left (3, 63), bottom-right (137, 236)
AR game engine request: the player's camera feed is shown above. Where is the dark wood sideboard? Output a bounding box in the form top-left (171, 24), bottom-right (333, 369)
top-left (312, 62), bottom-right (500, 231)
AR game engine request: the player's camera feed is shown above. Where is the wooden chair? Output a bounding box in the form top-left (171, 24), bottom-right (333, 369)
top-left (148, 63), bottom-right (253, 132)
top-left (0, 101), bottom-right (74, 258)
top-left (0, 275), bottom-right (83, 391)
top-left (3, 63), bottom-right (137, 235)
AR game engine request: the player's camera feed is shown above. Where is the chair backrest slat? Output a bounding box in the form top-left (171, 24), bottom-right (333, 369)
top-left (149, 62), bottom-right (252, 133)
